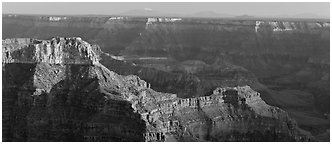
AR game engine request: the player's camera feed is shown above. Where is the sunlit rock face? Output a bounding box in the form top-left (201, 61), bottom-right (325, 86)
top-left (255, 21), bottom-right (330, 32)
top-left (3, 37), bottom-right (311, 142)
top-left (3, 37), bottom-right (100, 64)
top-left (2, 37), bottom-right (145, 141)
top-left (138, 86), bottom-right (311, 142)
top-left (145, 17), bottom-right (182, 29)
top-left (48, 16), bottom-right (67, 21)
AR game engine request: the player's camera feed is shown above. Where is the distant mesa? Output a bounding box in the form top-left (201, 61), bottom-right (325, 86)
top-left (235, 14), bottom-right (255, 19)
top-left (190, 11), bottom-right (234, 18)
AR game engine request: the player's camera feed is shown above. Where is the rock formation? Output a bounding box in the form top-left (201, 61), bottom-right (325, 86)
top-left (255, 20), bottom-right (330, 32)
top-left (2, 37), bottom-right (100, 64)
top-left (3, 37), bottom-right (312, 141)
top-left (146, 17), bottom-right (182, 29)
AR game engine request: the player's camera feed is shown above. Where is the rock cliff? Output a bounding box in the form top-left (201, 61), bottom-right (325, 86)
top-left (3, 37), bottom-right (311, 141)
top-left (99, 53), bottom-right (265, 99)
top-left (3, 37), bottom-right (100, 64)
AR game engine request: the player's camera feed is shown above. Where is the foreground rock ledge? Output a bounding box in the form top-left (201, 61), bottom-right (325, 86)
top-left (2, 37), bottom-right (311, 141)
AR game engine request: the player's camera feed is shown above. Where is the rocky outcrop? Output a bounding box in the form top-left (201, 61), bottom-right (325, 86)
top-left (136, 85), bottom-right (311, 141)
top-left (48, 16), bottom-right (67, 21)
top-left (146, 17), bottom-right (182, 29)
top-left (2, 37), bottom-right (100, 64)
top-left (255, 21), bottom-right (330, 32)
top-left (3, 37), bottom-right (312, 141)
top-left (108, 17), bottom-right (125, 20)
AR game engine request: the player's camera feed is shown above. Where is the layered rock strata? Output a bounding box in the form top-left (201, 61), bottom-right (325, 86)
top-left (2, 37), bottom-right (311, 141)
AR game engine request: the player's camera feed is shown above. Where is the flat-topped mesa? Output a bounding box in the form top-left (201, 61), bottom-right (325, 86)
top-left (48, 16), bottom-right (67, 21)
top-left (2, 37), bottom-right (101, 65)
top-left (145, 17), bottom-right (182, 29)
top-left (146, 17), bottom-right (182, 24)
top-left (255, 20), bottom-right (330, 32)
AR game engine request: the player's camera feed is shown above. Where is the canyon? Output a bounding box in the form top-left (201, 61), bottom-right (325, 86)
top-left (2, 14), bottom-right (330, 141)
top-left (2, 37), bottom-right (312, 141)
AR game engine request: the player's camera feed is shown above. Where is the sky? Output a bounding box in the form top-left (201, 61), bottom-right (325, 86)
top-left (2, 2), bottom-right (330, 18)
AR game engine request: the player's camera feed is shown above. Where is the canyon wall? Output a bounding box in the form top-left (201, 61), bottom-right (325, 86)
top-left (2, 37), bottom-right (311, 141)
